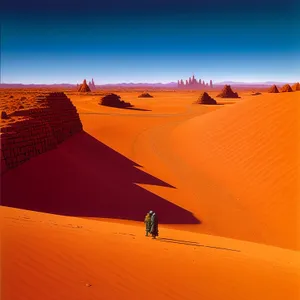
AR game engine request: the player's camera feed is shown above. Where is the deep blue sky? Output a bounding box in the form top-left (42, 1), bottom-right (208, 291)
top-left (1, 0), bottom-right (299, 84)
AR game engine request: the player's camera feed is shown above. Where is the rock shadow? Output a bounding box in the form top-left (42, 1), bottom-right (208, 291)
top-left (1, 131), bottom-right (200, 224)
top-left (121, 107), bottom-right (151, 112)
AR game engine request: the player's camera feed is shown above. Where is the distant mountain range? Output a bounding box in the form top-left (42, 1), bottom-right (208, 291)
top-left (0, 82), bottom-right (178, 88)
top-left (99, 82), bottom-right (178, 87)
top-left (214, 81), bottom-right (291, 86)
top-left (0, 83), bottom-right (76, 88)
top-left (0, 81), bottom-right (296, 88)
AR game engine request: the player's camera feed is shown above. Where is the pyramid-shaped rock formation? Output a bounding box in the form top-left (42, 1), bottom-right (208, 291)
top-left (216, 85), bottom-right (239, 98)
top-left (78, 79), bottom-right (91, 92)
top-left (292, 82), bottom-right (300, 91)
top-left (281, 84), bottom-right (293, 92)
top-left (268, 85), bottom-right (279, 93)
top-left (138, 92), bottom-right (153, 98)
top-left (194, 92), bottom-right (217, 105)
top-left (100, 93), bottom-right (132, 108)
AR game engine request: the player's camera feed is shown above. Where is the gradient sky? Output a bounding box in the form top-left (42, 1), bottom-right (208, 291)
top-left (1, 0), bottom-right (300, 84)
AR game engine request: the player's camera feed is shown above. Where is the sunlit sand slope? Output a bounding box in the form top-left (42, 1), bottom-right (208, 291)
top-left (171, 93), bottom-right (300, 250)
top-left (1, 207), bottom-right (300, 300)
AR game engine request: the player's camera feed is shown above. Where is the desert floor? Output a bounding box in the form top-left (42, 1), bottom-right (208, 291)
top-left (1, 89), bottom-right (300, 299)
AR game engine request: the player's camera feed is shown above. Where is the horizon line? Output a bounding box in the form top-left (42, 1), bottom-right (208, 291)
top-left (0, 80), bottom-right (297, 86)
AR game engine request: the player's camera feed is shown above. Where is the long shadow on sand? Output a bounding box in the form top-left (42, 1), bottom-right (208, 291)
top-left (158, 238), bottom-right (240, 252)
top-left (122, 107), bottom-right (151, 112)
top-left (1, 131), bottom-right (200, 224)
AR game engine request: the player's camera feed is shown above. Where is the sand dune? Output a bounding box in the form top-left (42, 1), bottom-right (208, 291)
top-left (1, 206), bottom-right (300, 300)
top-left (171, 92), bottom-right (300, 250)
top-left (1, 89), bottom-right (299, 299)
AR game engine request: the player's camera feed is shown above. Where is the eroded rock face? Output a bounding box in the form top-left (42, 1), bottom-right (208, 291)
top-left (281, 84), bottom-right (293, 92)
top-left (138, 93), bottom-right (153, 98)
top-left (1, 92), bottom-right (82, 174)
top-left (216, 85), bottom-right (239, 98)
top-left (78, 79), bottom-right (91, 92)
top-left (268, 85), bottom-right (279, 93)
top-left (194, 92), bottom-right (217, 105)
top-left (99, 93), bottom-right (132, 108)
top-left (292, 82), bottom-right (300, 91)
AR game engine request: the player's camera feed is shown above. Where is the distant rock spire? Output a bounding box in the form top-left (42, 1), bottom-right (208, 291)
top-left (88, 78), bottom-right (96, 90)
top-left (78, 79), bottom-right (91, 92)
top-left (177, 75), bottom-right (214, 90)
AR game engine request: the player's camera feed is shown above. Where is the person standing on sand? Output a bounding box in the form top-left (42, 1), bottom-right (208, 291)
top-left (150, 212), bottom-right (159, 239)
top-left (144, 211), bottom-right (153, 237)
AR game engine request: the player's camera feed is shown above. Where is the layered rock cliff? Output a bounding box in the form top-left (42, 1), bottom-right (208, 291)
top-left (1, 92), bottom-right (82, 174)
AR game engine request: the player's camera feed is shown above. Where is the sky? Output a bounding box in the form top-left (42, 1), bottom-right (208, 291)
top-left (1, 0), bottom-right (300, 84)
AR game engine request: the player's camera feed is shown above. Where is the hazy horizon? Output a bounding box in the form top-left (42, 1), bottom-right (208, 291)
top-left (0, 79), bottom-right (297, 85)
top-left (1, 0), bottom-right (299, 84)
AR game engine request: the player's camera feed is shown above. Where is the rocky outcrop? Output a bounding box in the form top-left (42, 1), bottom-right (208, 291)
top-left (1, 92), bottom-right (82, 174)
top-left (281, 84), bottom-right (293, 92)
top-left (99, 93), bottom-right (132, 108)
top-left (217, 85), bottom-right (239, 98)
top-left (194, 92), bottom-right (217, 105)
top-left (138, 93), bottom-right (153, 98)
top-left (78, 79), bottom-right (91, 92)
top-left (268, 85), bottom-right (279, 93)
top-left (177, 75), bottom-right (213, 89)
top-left (292, 82), bottom-right (300, 91)
top-left (88, 78), bottom-right (96, 90)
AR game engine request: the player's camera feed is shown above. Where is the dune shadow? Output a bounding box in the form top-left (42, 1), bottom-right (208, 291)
top-left (158, 238), bottom-right (241, 252)
top-left (1, 131), bottom-right (200, 224)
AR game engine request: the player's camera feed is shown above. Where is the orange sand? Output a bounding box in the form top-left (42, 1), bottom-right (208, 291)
top-left (1, 89), bottom-right (300, 299)
top-left (1, 206), bottom-right (300, 300)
